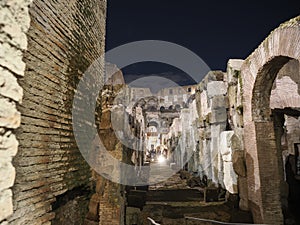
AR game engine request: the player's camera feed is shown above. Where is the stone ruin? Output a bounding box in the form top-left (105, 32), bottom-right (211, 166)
top-left (0, 1), bottom-right (300, 224)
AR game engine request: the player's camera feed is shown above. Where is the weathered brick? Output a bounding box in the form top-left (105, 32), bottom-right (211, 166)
top-left (0, 0), bottom-right (107, 224)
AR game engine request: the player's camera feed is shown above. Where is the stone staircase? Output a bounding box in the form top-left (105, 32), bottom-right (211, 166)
top-left (126, 162), bottom-right (252, 225)
top-left (139, 173), bottom-right (228, 225)
top-left (143, 202), bottom-right (253, 225)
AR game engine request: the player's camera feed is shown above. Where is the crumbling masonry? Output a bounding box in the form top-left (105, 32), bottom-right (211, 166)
top-left (0, 1), bottom-right (299, 225)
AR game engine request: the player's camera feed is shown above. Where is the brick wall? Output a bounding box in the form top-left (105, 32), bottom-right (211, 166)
top-left (0, 0), bottom-right (32, 223)
top-left (99, 181), bottom-right (123, 225)
top-left (241, 16), bottom-right (300, 224)
top-left (1, 0), bottom-right (107, 224)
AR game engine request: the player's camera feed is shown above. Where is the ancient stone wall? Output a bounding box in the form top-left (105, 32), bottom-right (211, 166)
top-left (0, 0), bottom-right (107, 224)
top-left (165, 62), bottom-right (247, 208)
top-left (98, 83), bottom-right (125, 225)
top-left (226, 59), bottom-right (248, 210)
top-left (0, 0), bottom-right (32, 223)
top-left (194, 71), bottom-right (229, 186)
top-left (166, 100), bottom-right (199, 171)
top-left (84, 68), bottom-right (129, 225)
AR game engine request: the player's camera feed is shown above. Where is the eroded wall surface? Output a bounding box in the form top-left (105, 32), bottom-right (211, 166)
top-left (0, 0), bottom-right (32, 223)
top-left (1, 0), bottom-right (107, 224)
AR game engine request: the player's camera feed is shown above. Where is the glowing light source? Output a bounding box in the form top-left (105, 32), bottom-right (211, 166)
top-left (158, 155), bottom-right (166, 163)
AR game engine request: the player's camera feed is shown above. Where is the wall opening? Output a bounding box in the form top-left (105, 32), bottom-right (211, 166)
top-left (251, 57), bottom-right (300, 224)
top-left (273, 108), bottom-right (300, 224)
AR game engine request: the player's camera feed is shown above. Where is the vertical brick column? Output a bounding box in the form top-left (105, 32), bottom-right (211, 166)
top-left (255, 121), bottom-right (283, 224)
top-left (99, 181), bottom-right (122, 225)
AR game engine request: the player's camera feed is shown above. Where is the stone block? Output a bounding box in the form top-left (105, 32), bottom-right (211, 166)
top-left (226, 59), bottom-right (244, 85)
top-left (205, 71), bottom-right (224, 82)
top-left (0, 68), bottom-right (23, 102)
top-left (0, 131), bottom-right (18, 158)
top-left (228, 59), bottom-right (244, 71)
top-left (210, 131), bottom-right (220, 184)
top-left (0, 161), bottom-right (15, 192)
top-left (0, 189), bottom-right (13, 221)
top-left (207, 81), bottom-right (227, 98)
top-left (219, 131), bottom-right (234, 162)
top-left (233, 128), bottom-right (244, 150)
top-left (211, 108), bottom-right (227, 124)
top-left (0, 43), bottom-right (25, 76)
top-left (200, 139), bottom-right (212, 179)
top-left (210, 124), bottom-right (222, 138)
top-left (199, 91), bottom-right (210, 117)
top-left (210, 96), bottom-right (228, 110)
top-left (227, 85), bottom-right (237, 108)
top-left (0, 98), bottom-right (21, 129)
top-left (223, 162), bottom-right (238, 194)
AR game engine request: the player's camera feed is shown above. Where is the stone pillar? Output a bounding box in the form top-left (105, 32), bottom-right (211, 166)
top-left (219, 131), bottom-right (238, 194)
top-left (226, 59), bottom-right (249, 210)
top-left (207, 81), bottom-right (228, 185)
top-left (254, 121), bottom-right (283, 224)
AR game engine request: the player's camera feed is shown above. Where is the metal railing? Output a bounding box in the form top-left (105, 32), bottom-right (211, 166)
top-left (147, 216), bottom-right (270, 225)
top-left (147, 217), bottom-right (161, 225)
top-left (184, 216), bottom-right (269, 225)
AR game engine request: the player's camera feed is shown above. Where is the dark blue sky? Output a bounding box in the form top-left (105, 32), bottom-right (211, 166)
top-left (106, 0), bottom-right (299, 83)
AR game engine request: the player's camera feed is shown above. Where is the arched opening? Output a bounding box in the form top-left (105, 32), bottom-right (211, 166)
top-left (148, 121), bottom-right (159, 128)
top-left (270, 59), bottom-right (300, 224)
top-left (251, 56), bottom-right (300, 224)
top-left (242, 18), bottom-right (300, 224)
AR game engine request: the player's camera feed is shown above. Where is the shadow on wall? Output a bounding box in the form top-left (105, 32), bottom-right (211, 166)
top-left (245, 152), bottom-right (263, 223)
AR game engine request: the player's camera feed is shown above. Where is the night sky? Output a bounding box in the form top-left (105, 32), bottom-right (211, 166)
top-left (106, 0), bottom-right (300, 85)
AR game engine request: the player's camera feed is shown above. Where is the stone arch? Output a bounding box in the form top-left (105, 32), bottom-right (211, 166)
top-left (144, 96), bottom-right (159, 111)
top-left (148, 120), bottom-right (159, 128)
top-left (134, 98), bottom-right (146, 109)
top-left (241, 16), bottom-right (300, 224)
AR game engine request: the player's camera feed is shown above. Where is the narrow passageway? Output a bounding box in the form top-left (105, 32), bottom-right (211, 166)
top-left (149, 162), bottom-right (190, 190)
top-left (137, 161), bottom-right (252, 225)
top-left (0, 1), bottom-right (299, 224)
top-left (148, 160), bottom-right (176, 187)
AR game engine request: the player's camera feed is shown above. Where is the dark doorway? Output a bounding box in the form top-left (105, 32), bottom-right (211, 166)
top-left (273, 109), bottom-right (300, 225)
